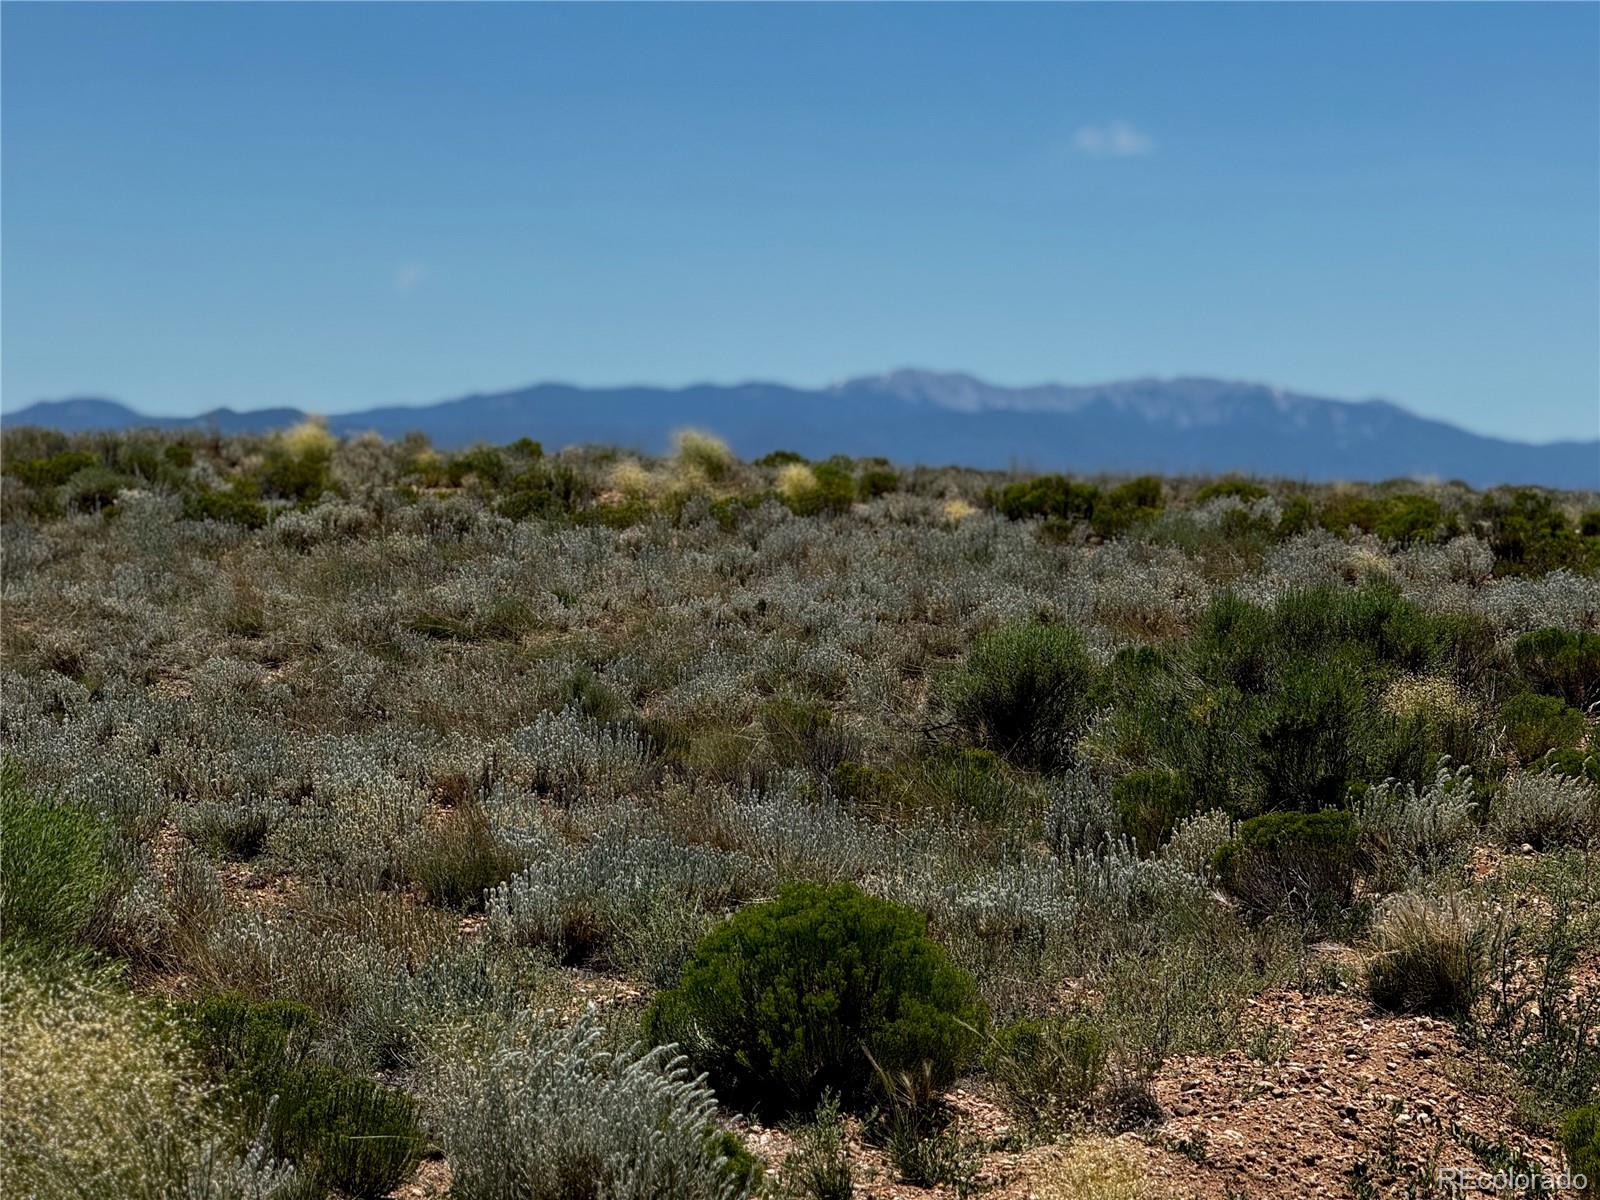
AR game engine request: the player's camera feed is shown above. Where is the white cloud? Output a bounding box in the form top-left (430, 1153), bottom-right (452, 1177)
top-left (393, 262), bottom-right (428, 296)
top-left (1072, 120), bottom-right (1154, 158)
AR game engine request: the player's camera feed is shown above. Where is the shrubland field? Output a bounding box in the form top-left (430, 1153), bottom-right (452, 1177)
top-left (2, 421), bottom-right (1598, 1199)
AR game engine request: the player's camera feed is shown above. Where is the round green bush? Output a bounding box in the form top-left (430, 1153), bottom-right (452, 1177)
top-left (1213, 809), bottom-right (1358, 924)
top-left (942, 621), bottom-right (1095, 770)
top-left (645, 881), bottom-right (985, 1116)
top-left (1501, 692), bottom-right (1585, 764)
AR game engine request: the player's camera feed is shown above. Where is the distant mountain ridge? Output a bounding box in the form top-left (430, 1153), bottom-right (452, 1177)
top-left (6, 371), bottom-right (1596, 489)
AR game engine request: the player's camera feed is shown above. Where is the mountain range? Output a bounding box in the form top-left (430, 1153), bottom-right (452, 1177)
top-left (6, 372), bottom-right (1596, 489)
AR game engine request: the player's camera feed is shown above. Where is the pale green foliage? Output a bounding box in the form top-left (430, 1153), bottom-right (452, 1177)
top-left (428, 1006), bottom-right (748, 1200)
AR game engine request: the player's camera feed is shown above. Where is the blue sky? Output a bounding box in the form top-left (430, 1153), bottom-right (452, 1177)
top-left (3, 3), bottom-right (1597, 442)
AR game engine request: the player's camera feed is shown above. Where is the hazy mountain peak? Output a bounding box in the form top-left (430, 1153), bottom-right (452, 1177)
top-left (5, 372), bottom-right (1594, 488)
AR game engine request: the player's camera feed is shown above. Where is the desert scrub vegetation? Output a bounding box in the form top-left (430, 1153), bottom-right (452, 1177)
top-left (2, 421), bottom-right (1597, 1192)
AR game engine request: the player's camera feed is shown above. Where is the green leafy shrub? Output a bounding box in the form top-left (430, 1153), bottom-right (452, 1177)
top-left (943, 621), bottom-right (1095, 770)
top-left (498, 461), bottom-right (588, 520)
top-left (1373, 493), bottom-right (1443, 544)
top-left (1365, 895), bottom-right (1487, 1018)
top-left (645, 882), bottom-right (984, 1116)
top-left (857, 464), bottom-right (900, 501)
top-left (64, 465), bottom-right (136, 512)
top-left (757, 448), bottom-right (807, 467)
top-left (1482, 489), bottom-right (1591, 576)
top-left (1318, 492), bottom-right (1381, 535)
top-left (1195, 475), bottom-right (1267, 503)
top-left (1113, 768), bottom-right (1193, 854)
top-left (7, 449), bottom-right (98, 488)
top-left (783, 459), bottom-right (856, 516)
top-left (1561, 1106), bottom-right (1599, 1197)
top-left (1213, 809), bottom-right (1357, 923)
top-left (992, 474), bottom-right (1099, 522)
top-left (0, 764), bottom-right (115, 949)
top-left (1514, 628), bottom-right (1600, 708)
top-left (1257, 660), bottom-right (1366, 812)
top-left (186, 993), bottom-right (422, 1198)
top-left (183, 484), bottom-right (270, 529)
top-left (1538, 747), bottom-right (1600, 788)
top-left (1501, 693), bottom-right (1585, 764)
top-left (1090, 476), bottom-right (1163, 537)
top-left (984, 1015), bottom-right (1107, 1134)
top-left (914, 747), bottom-right (1025, 824)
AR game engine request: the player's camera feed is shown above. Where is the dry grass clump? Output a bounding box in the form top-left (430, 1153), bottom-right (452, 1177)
top-left (0, 961), bottom-right (296, 1199)
top-left (279, 415), bottom-right (336, 460)
top-left (1364, 893), bottom-right (1491, 1018)
top-left (1028, 1136), bottom-right (1160, 1200)
top-left (776, 461), bottom-right (819, 502)
top-left (608, 457), bottom-right (660, 499)
top-left (673, 428), bottom-right (734, 485)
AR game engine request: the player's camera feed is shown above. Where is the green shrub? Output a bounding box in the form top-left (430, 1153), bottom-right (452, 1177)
top-left (857, 465), bottom-right (899, 501)
top-left (943, 621), bottom-right (1095, 770)
top-left (645, 882), bottom-right (984, 1116)
top-left (1482, 489), bottom-right (1590, 576)
top-left (1501, 693), bottom-right (1585, 764)
top-left (915, 747), bottom-right (1024, 824)
top-left (992, 475), bottom-right (1098, 522)
top-left (186, 993), bottom-right (422, 1199)
top-left (1318, 492), bottom-right (1381, 535)
top-left (1538, 747), bottom-right (1600, 788)
top-left (64, 465), bottom-right (136, 512)
top-left (1561, 1106), bottom-right (1599, 1196)
top-left (984, 1015), bottom-right (1106, 1134)
top-left (1213, 809), bottom-right (1357, 923)
top-left (1194, 476), bottom-right (1267, 504)
top-left (498, 461), bottom-right (587, 520)
top-left (757, 448), bottom-right (807, 467)
top-left (183, 484), bottom-right (270, 529)
top-left (1514, 628), bottom-right (1600, 708)
top-left (7, 449), bottom-right (98, 488)
top-left (1113, 768), bottom-right (1193, 854)
top-left (1373, 493), bottom-right (1443, 544)
top-left (0, 764), bottom-right (115, 949)
top-left (1365, 895), bottom-right (1487, 1018)
top-left (1090, 476), bottom-right (1163, 537)
top-left (1257, 659), bottom-right (1366, 812)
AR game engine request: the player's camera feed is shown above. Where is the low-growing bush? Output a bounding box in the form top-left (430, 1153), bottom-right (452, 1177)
top-left (1365, 894), bottom-right (1488, 1018)
top-left (1501, 693), bottom-right (1586, 765)
top-left (1513, 628), bottom-right (1600, 708)
top-left (0, 763), bottom-right (116, 949)
top-left (1489, 772), bottom-right (1598, 850)
top-left (943, 621), bottom-right (1095, 771)
top-left (645, 882), bottom-right (985, 1115)
top-left (185, 993), bottom-right (423, 1198)
top-left (780, 1092), bottom-right (855, 1200)
top-left (985, 1014), bottom-right (1107, 1134)
top-left (992, 474), bottom-right (1099, 523)
top-left (430, 1007), bottom-right (749, 1200)
top-left (1213, 809), bottom-right (1357, 924)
